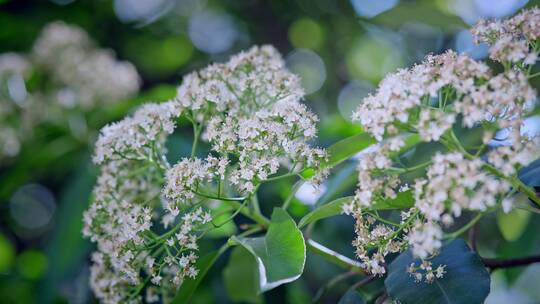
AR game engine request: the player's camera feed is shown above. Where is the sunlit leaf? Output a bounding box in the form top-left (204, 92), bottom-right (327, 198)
top-left (497, 208), bottom-right (531, 242)
top-left (298, 190), bottom-right (414, 229)
top-left (231, 208), bottom-right (306, 292)
top-left (223, 247), bottom-right (261, 303)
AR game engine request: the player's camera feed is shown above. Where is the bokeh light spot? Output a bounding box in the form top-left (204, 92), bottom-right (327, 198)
top-left (16, 250), bottom-right (47, 280)
top-left (188, 10), bottom-right (238, 54)
top-left (286, 49), bottom-right (326, 95)
top-left (126, 36), bottom-right (194, 76)
top-left (114, 0), bottom-right (173, 24)
top-left (338, 80), bottom-right (374, 121)
top-left (295, 182), bottom-right (326, 206)
top-left (288, 18), bottom-right (325, 50)
top-left (350, 0), bottom-right (399, 18)
top-left (10, 184), bottom-right (56, 231)
top-left (0, 234), bottom-right (15, 273)
top-left (455, 29), bottom-right (488, 59)
top-left (346, 36), bottom-right (403, 84)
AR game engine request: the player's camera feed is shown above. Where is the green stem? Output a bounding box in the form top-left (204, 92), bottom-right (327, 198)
top-left (194, 191), bottom-right (246, 202)
top-left (445, 213), bottom-right (483, 239)
top-left (306, 239), bottom-right (365, 273)
top-left (527, 71), bottom-right (540, 79)
top-left (483, 164), bottom-right (540, 207)
top-left (210, 199), bottom-right (249, 228)
top-left (222, 200), bottom-right (270, 228)
top-left (387, 160), bottom-right (432, 174)
top-left (282, 181), bottom-right (302, 210)
top-left (264, 171), bottom-right (300, 182)
top-left (366, 211), bottom-right (400, 227)
top-left (191, 122), bottom-right (201, 158)
top-left (251, 193), bottom-right (261, 215)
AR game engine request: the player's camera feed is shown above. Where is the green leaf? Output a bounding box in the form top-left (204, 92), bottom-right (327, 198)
top-left (223, 247), bottom-right (261, 303)
top-left (173, 245), bottom-right (229, 303)
top-left (302, 132), bottom-right (375, 178)
top-left (299, 197), bottom-right (353, 229)
top-left (385, 239), bottom-right (490, 304)
top-left (205, 203), bottom-right (237, 239)
top-left (38, 161), bottom-right (95, 302)
top-left (373, 2), bottom-right (466, 31)
top-left (231, 208), bottom-right (306, 292)
top-left (326, 133), bottom-right (376, 169)
top-left (497, 208), bottom-right (531, 242)
top-left (298, 190), bottom-right (414, 229)
top-left (338, 290), bottom-right (366, 304)
top-left (316, 162), bottom-right (357, 206)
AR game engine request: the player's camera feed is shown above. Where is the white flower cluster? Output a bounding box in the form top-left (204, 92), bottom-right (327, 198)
top-left (85, 45), bottom-right (323, 302)
top-left (352, 50), bottom-right (534, 142)
top-left (87, 207), bottom-right (211, 304)
top-left (415, 153), bottom-right (510, 221)
top-left (0, 53), bottom-right (31, 158)
top-left (32, 21), bottom-right (140, 109)
top-left (407, 260), bottom-right (446, 284)
top-left (346, 7), bottom-right (540, 282)
top-left (0, 21), bottom-right (140, 160)
top-left (164, 45), bottom-right (326, 207)
top-left (93, 101), bottom-right (181, 164)
top-left (85, 100), bottom-right (209, 303)
top-left (351, 212), bottom-right (402, 275)
top-left (471, 7), bottom-right (540, 65)
top-left (163, 156), bottom-right (228, 215)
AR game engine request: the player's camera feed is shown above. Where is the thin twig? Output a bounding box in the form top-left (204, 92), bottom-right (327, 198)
top-left (483, 255), bottom-right (540, 270)
top-left (375, 292), bottom-right (389, 304)
top-left (313, 271), bottom-right (359, 303)
top-left (468, 223), bottom-right (478, 252)
top-left (306, 239), bottom-right (366, 273)
top-left (348, 275), bottom-right (376, 291)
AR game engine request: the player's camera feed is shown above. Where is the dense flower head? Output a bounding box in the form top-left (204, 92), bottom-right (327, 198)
top-left (85, 45), bottom-right (325, 303)
top-left (32, 21), bottom-right (140, 109)
top-left (471, 6), bottom-right (540, 65)
top-left (0, 53), bottom-right (32, 158)
top-left (168, 45), bottom-right (326, 199)
top-left (0, 21), bottom-right (140, 160)
top-left (93, 101), bottom-right (182, 164)
top-left (346, 7), bottom-right (540, 282)
top-left (351, 50), bottom-right (535, 142)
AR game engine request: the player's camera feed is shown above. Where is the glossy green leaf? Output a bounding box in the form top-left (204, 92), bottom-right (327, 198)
top-left (315, 162), bottom-right (357, 206)
top-left (338, 290), bottom-right (365, 304)
top-left (373, 2), bottom-right (466, 31)
top-left (205, 203), bottom-right (237, 239)
top-left (326, 132), bottom-right (376, 168)
top-left (497, 208), bottom-right (531, 242)
top-left (385, 239), bottom-right (490, 304)
top-left (223, 247), bottom-right (261, 303)
top-left (299, 197), bottom-right (353, 229)
top-left (173, 245), bottom-right (229, 303)
top-left (231, 208), bottom-right (306, 292)
top-left (298, 190), bottom-right (414, 229)
top-left (38, 161), bottom-right (95, 302)
top-left (302, 132), bottom-right (375, 178)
